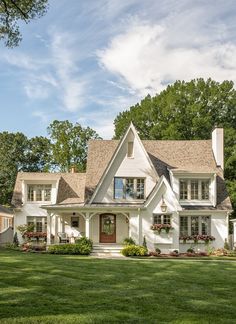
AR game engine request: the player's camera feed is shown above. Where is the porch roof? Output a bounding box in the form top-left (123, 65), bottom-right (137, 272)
top-left (41, 203), bottom-right (145, 212)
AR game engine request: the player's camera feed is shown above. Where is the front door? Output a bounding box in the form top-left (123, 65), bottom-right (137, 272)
top-left (100, 214), bottom-right (116, 243)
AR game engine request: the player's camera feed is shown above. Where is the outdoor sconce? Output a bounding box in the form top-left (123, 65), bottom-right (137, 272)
top-left (160, 196), bottom-right (167, 213)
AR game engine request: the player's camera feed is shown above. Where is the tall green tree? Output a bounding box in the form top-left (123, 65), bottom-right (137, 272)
top-left (48, 120), bottom-right (101, 172)
top-left (114, 78), bottom-right (236, 218)
top-left (0, 132), bottom-right (51, 205)
top-left (0, 0), bottom-right (48, 47)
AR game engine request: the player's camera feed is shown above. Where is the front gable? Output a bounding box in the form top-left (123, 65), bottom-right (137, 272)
top-left (91, 123), bottom-right (158, 204)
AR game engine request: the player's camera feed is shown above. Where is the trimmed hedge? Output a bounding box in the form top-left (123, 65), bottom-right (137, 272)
top-left (121, 244), bottom-right (148, 257)
top-left (48, 238), bottom-right (93, 255)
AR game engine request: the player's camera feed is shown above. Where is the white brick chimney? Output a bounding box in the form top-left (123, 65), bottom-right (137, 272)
top-left (212, 127), bottom-right (224, 169)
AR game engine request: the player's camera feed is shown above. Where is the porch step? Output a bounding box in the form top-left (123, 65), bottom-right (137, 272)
top-left (91, 244), bottom-right (124, 257)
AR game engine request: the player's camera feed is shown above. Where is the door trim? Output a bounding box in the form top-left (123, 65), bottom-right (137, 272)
top-left (99, 213), bottom-right (116, 243)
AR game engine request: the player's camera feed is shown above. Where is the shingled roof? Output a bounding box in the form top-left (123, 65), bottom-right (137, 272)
top-left (11, 138), bottom-right (231, 211)
top-left (85, 139), bottom-right (231, 210)
top-left (12, 172), bottom-right (86, 207)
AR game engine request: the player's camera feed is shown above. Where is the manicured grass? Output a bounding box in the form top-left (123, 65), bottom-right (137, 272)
top-left (0, 250), bottom-right (236, 323)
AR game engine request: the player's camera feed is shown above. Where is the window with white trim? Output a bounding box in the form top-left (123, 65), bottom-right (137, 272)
top-left (27, 216), bottom-right (47, 232)
top-left (27, 185), bottom-right (52, 202)
top-left (114, 178), bottom-right (145, 199)
top-left (3, 218), bottom-right (10, 229)
top-left (180, 216), bottom-right (211, 236)
top-left (179, 179), bottom-right (210, 201)
top-left (153, 214), bottom-right (171, 225)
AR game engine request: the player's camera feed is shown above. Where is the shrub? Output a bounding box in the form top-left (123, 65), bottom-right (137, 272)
top-left (121, 244), bottom-right (148, 257)
top-left (143, 236), bottom-right (147, 249)
top-left (75, 237), bottom-right (93, 248)
top-left (13, 232), bottom-right (19, 246)
top-left (48, 239), bottom-right (93, 255)
top-left (187, 247), bottom-right (195, 253)
top-left (224, 239), bottom-right (230, 250)
top-left (123, 237), bottom-right (136, 245)
top-left (170, 249), bottom-right (179, 256)
top-left (155, 247), bottom-right (161, 254)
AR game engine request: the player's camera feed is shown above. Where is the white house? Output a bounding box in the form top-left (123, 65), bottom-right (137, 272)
top-left (12, 124), bottom-right (232, 254)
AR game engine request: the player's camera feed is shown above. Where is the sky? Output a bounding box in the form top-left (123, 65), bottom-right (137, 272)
top-left (1, 0), bottom-right (236, 139)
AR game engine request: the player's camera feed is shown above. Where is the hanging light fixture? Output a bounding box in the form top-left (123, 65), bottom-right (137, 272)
top-left (160, 195), bottom-right (167, 213)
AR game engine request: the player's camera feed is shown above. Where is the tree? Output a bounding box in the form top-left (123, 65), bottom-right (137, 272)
top-left (0, 132), bottom-right (51, 205)
top-left (48, 120), bottom-right (101, 172)
top-left (0, 0), bottom-right (48, 47)
top-left (114, 78), bottom-right (236, 218)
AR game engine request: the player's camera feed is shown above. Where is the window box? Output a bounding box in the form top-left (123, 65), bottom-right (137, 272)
top-left (151, 224), bottom-right (174, 234)
top-left (179, 235), bottom-right (215, 244)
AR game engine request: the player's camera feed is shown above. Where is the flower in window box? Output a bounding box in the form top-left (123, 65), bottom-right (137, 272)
top-left (151, 224), bottom-right (173, 234)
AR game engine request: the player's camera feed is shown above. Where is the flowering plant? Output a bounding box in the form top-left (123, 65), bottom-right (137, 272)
top-left (179, 235), bottom-right (215, 243)
top-left (23, 232), bottom-right (47, 239)
top-left (151, 224), bottom-right (173, 233)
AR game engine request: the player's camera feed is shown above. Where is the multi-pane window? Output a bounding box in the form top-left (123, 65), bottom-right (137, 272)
top-left (114, 178), bottom-right (145, 200)
top-left (201, 181), bottom-right (210, 200)
top-left (201, 216), bottom-right (210, 235)
top-left (136, 179), bottom-right (145, 199)
top-left (191, 181), bottom-right (198, 200)
top-left (153, 214), bottom-right (171, 225)
top-left (180, 217), bottom-right (188, 236)
top-left (180, 216), bottom-right (211, 236)
top-left (27, 185), bottom-right (52, 202)
top-left (191, 216), bottom-right (199, 235)
top-left (180, 180), bottom-right (188, 200)
top-left (27, 216), bottom-right (47, 232)
top-left (179, 179), bottom-right (210, 201)
top-left (125, 178), bottom-right (134, 198)
top-left (3, 218), bottom-right (10, 230)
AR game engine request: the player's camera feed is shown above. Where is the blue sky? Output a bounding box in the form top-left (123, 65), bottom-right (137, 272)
top-left (1, 0), bottom-right (236, 139)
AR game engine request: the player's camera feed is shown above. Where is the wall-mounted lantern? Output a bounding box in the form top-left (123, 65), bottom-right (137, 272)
top-left (160, 196), bottom-right (167, 213)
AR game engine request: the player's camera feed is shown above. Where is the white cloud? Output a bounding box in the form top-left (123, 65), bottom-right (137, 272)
top-left (49, 30), bottom-right (86, 111)
top-left (98, 15), bottom-right (236, 97)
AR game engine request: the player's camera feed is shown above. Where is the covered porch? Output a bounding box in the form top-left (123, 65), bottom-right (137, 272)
top-left (45, 207), bottom-right (136, 245)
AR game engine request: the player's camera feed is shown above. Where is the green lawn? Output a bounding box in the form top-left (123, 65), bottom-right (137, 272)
top-left (0, 250), bottom-right (236, 323)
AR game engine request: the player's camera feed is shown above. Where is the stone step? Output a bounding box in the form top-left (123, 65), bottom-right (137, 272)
top-left (91, 252), bottom-right (125, 258)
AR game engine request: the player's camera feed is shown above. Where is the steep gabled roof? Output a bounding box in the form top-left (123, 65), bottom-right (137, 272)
top-left (88, 123), bottom-right (158, 203)
top-left (85, 138), bottom-right (231, 210)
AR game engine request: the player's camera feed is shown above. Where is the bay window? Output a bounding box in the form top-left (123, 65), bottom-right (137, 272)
top-left (114, 178), bottom-right (145, 199)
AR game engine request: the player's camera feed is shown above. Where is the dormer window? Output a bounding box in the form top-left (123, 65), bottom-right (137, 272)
top-left (180, 179), bottom-right (210, 201)
top-left (27, 184), bottom-right (52, 202)
top-left (127, 141), bottom-right (134, 158)
top-left (114, 177), bottom-right (145, 200)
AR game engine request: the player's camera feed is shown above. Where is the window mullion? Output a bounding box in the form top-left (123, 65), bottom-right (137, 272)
top-left (198, 180), bottom-right (202, 200)
top-left (187, 180), bottom-right (191, 200)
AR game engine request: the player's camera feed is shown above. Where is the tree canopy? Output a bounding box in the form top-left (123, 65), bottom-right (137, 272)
top-left (0, 121), bottom-right (100, 205)
top-left (47, 120), bottom-right (101, 172)
top-left (0, 0), bottom-right (48, 47)
top-left (114, 78), bottom-right (236, 218)
top-left (0, 132), bottom-right (51, 205)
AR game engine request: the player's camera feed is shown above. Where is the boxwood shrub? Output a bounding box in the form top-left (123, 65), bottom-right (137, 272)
top-left (121, 244), bottom-right (148, 257)
top-left (48, 238), bottom-right (93, 255)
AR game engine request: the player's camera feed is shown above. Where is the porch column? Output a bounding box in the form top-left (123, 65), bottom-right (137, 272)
top-left (54, 215), bottom-right (59, 243)
top-left (85, 213), bottom-right (90, 239)
top-left (138, 208), bottom-right (142, 245)
top-left (47, 213), bottom-right (52, 245)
